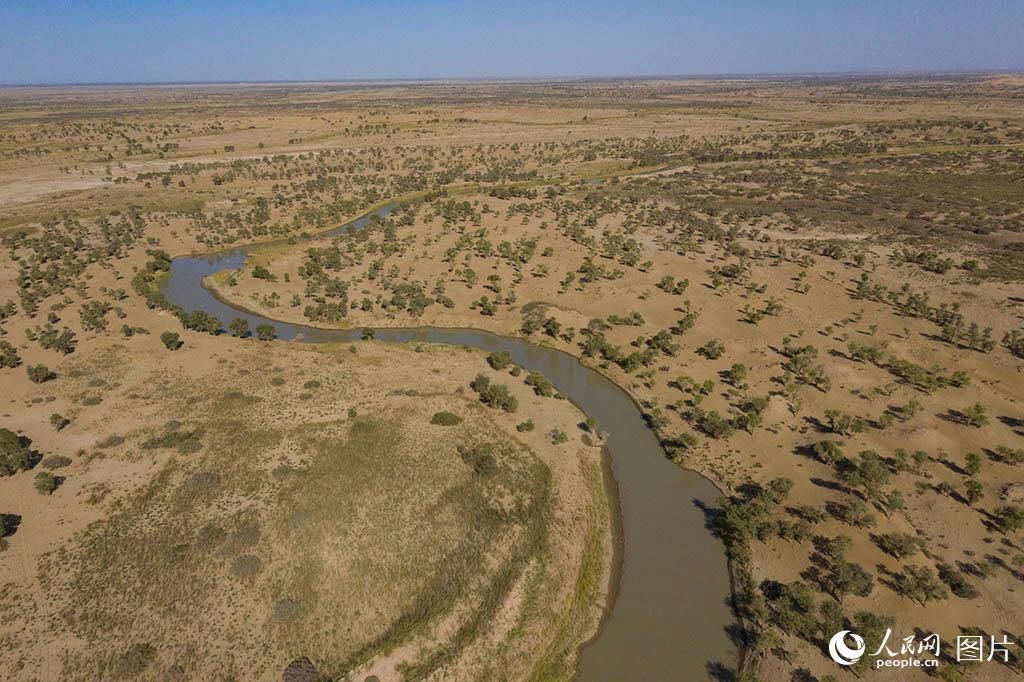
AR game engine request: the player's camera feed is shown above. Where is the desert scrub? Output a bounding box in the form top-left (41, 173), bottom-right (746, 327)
top-left (430, 411), bottom-right (463, 426)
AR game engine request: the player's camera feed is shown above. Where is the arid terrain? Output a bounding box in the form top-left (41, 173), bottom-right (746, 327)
top-left (2, 76), bottom-right (1024, 681)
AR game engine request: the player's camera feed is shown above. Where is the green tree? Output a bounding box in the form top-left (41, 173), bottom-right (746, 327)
top-left (965, 480), bottom-right (983, 506)
top-left (34, 471), bottom-right (58, 495)
top-left (26, 364), bottom-right (54, 383)
top-left (894, 565), bottom-right (948, 605)
top-left (487, 351), bottom-right (512, 370)
top-left (959, 403), bottom-right (988, 428)
top-left (993, 505), bottom-right (1024, 533)
top-left (0, 341), bottom-right (20, 368)
top-left (160, 331), bottom-right (182, 350)
top-left (964, 452), bottom-right (982, 476)
top-left (255, 324), bottom-right (276, 341)
top-left (0, 429), bottom-right (33, 476)
top-left (229, 317), bottom-right (249, 338)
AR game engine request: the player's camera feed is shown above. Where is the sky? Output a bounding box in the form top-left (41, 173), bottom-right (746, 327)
top-left (1, 1), bottom-right (1022, 84)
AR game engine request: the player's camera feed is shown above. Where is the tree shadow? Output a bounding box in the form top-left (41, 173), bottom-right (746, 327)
top-left (0, 513), bottom-right (22, 538)
top-left (811, 477), bottom-right (845, 493)
top-left (706, 661), bottom-right (737, 682)
top-left (694, 498), bottom-right (722, 534)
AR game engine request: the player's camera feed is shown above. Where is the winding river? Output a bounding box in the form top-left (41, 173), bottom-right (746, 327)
top-left (162, 206), bottom-right (736, 681)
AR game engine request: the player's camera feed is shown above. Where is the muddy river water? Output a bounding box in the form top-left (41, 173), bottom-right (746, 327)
top-left (162, 205), bottom-right (736, 681)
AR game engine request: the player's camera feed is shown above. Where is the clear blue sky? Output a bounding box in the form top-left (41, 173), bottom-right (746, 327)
top-left (1, 1), bottom-right (1022, 84)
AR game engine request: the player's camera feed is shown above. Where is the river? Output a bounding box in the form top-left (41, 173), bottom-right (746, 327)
top-left (161, 205), bottom-right (737, 681)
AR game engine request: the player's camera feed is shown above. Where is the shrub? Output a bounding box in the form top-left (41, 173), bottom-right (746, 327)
top-left (487, 351), bottom-right (512, 370)
top-left (41, 455), bottom-right (72, 469)
top-left (516, 420), bottom-right (535, 432)
top-left (252, 265), bottom-right (276, 281)
top-left (34, 471), bottom-right (58, 495)
top-left (26, 364), bottom-right (54, 383)
top-left (160, 331), bottom-right (182, 350)
top-left (458, 444), bottom-right (498, 476)
top-left (232, 554), bottom-right (263, 578)
top-left (178, 310), bottom-right (222, 334)
top-left (0, 341), bottom-right (21, 368)
top-left (255, 324), bottom-right (277, 341)
top-left (430, 411), bottom-right (463, 426)
top-left (697, 339), bottom-right (725, 360)
top-left (115, 643), bottom-right (157, 677)
top-left (525, 372), bottom-right (555, 397)
top-left (479, 383), bottom-right (518, 413)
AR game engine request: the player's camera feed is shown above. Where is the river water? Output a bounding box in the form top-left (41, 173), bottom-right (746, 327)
top-left (161, 206), bottom-right (736, 681)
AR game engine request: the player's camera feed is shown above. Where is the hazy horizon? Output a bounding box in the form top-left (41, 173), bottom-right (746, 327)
top-left (4, 69), bottom-right (1024, 89)
top-left (1, 0), bottom-right (1023, 85)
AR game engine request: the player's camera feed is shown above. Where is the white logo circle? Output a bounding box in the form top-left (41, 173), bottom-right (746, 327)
top-left (829, 630), bottom-right (865, 666)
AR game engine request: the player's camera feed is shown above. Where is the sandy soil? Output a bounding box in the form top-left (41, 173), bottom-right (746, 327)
top-left (1, 76), bottom-right (1024, 681)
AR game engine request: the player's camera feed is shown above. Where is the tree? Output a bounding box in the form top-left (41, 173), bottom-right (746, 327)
top-left (725, 363), bottom-right (748, 386)
top-left (959, 403), bottom-right (988, 428)
top-left (811, 440), bottom-right (843, 465)
top-left (993, 505), bottom-right (1024, 533)
top-left (964, 452), bottom-right (982, 477)
top-left (0, 428), bottom-right (33, 476)
top-left (255, 324), bottom-right (276, 341)
top-left (0, 341), bottom-right (20, 368)
top-left (815, 536), bottom-right (874, 601)
top-left (525, 372), bottom-right (555, 397)
top-left (34, 471), bottom-right (58, 495)
top-left (160, 331), bottom-right (182, 350)
top-left (824, 410), bottom-right (866, 435)
top-left (836, 498), bottom-right (875, 529)
top-left (937, 563), bottom-right (980, 599)
top-left (894, 565), bottom-right (948, 605)
top-left (698, 339), bottom-right (725, 360)
top-left (252, 265), bottom-right (276, 281)
top-left (836, 450), bottom-right (891, 500)
top-left (479, 383), bottom-right (518, 413)
top-left (178, 310), bottom-right (221, 334)
top-left (852, 611), bottom-right (895, 674)
top-left (965, 480), bottom-right (983, 506)
top-left (229, 317), bottom-right (249, 338)
top-left (487, 351), bottom-right (512, 370)
top-left (874, 532), bottom-right (923, 558)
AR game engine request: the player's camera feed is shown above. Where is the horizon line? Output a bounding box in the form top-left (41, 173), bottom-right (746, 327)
top-left (2, 68), bottom-right (1022, 89)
